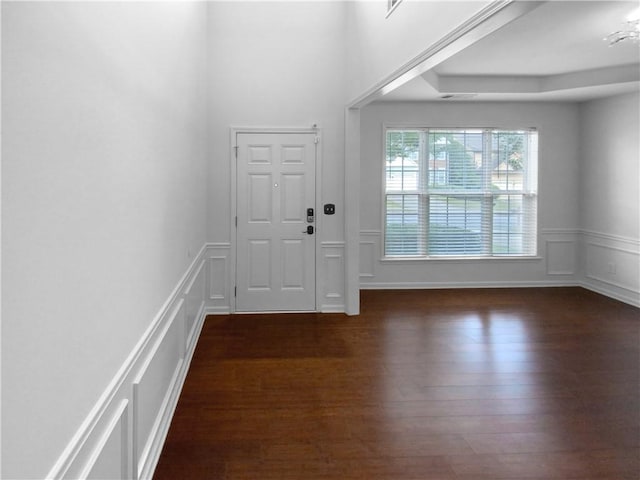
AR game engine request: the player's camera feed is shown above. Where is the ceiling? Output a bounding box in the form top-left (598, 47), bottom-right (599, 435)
top-left (378, 1), bottom-right (640, 103)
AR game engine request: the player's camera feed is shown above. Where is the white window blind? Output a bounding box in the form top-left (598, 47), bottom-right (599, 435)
top-left (384, 128), bottom-right (538, 258)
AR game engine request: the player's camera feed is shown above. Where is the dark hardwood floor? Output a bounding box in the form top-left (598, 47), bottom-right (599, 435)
top-left (153, 288), bottom-right (639, 480)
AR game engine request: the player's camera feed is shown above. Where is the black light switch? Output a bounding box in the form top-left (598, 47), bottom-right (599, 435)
top-left (324, 203), bottom-right (335, 215)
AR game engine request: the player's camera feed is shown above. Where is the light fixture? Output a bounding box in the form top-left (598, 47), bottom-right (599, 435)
top-left (606, 7), bottom-right (640, 45)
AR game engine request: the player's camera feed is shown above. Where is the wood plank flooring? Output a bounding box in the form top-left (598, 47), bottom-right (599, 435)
top-left (153, 288), bottom-right (639, 480)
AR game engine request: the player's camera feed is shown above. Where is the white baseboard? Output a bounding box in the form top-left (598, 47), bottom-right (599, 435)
top-left (579, 280), bottom-right (640, 308)
top-left (46, 244), bottom-right (210, 480)
top-left (360, 280), bottom-right (577, 290)
top-left (361, 281), bottom-right (639, 308)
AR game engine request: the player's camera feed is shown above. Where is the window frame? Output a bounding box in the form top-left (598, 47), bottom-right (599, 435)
top-left (382, 125), bottom-right (539, 261)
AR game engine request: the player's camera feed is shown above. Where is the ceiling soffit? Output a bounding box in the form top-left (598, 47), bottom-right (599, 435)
top-left (377, 1), bottom-right (640, 103)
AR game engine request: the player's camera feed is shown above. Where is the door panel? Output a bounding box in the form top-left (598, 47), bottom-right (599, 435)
top-left (281, 239), bottom-right (305, 289)
top-left (236, 132), bottom-right (316, 312)
top-left (248, 145), bottom-right (272, 163)
top-left (281, 174), bottom-right (305, 222)
top-left (282, 145), bottom-right (305, 163)
top-left (247, 239), bottom-right (271, 290)
top-left (248, 174), bottom-right (272, 223)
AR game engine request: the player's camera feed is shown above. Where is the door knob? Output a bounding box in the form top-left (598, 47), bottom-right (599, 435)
top-left (302, 226), bottom-right (314, 235)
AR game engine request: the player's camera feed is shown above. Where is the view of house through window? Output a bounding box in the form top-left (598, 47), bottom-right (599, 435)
top-left (384, 128), bottom-right (538, 257)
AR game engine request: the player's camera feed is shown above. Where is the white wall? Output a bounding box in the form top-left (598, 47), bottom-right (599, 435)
top-left (206, 1), bottom-right (348, 310)
top-left (359, 101), bottom-right (581, 288)
top-left (579, 92), bottom-right (639, 239)
top-left (1, 2), bottom-right (209, 478)
top-left (578, 92), bottom-right (640, 304)
top-left (345, 0), bottom-right (492, 102)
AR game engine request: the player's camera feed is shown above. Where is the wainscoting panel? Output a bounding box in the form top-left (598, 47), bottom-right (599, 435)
top-left (206, 243), bottom-right (231, 314)
top-left (81, 400), bottom-right (129, 480)
top-left (582, 231), bottom-right (640, 306)
top-left (359, 230), bottom-right (381, 279)
top-left (360, 229), bottom-right (578, 289)
top-left (546, 240), bottom-right (576, 275)
top-left (132, 300), bottom-right (185, 480)
top-left (185, 260), bottom-right (206, 351)
top-left (543, 229), bottom-right (578, 276)
top-left (320, 242), bottom-right (345, 312)
top-left (46, 244), bottom-right (210, 480)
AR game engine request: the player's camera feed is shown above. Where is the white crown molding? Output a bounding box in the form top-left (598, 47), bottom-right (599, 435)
top-left (432, 64), bottom-right (640, 96)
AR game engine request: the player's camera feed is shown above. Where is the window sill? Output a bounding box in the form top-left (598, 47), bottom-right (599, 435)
top-left (381, 255), bottom-right (543, 262)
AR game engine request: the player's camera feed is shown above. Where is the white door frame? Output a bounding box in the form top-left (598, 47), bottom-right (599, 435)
top-left (229, 126), bottom-right (322, 313)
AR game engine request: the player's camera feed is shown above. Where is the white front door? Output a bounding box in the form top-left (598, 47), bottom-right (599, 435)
top-left (235, 132), bottom-right (317, 312)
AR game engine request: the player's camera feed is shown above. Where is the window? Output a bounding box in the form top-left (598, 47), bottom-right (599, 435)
top-left (384, 128), bottom-right (538, 258)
